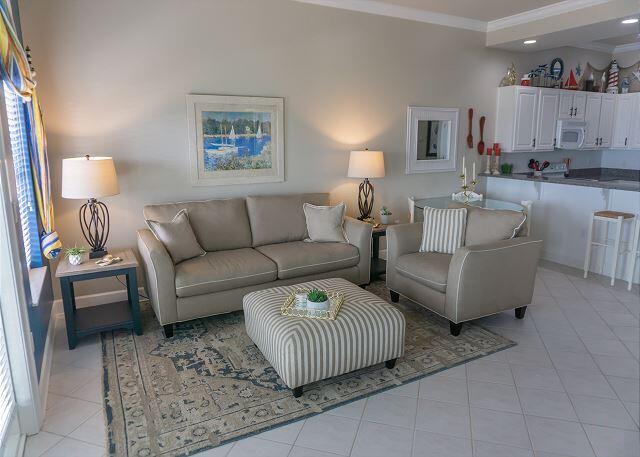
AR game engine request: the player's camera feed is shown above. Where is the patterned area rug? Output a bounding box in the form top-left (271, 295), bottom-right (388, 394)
top-left (102, 280), bottom-right (515, 456)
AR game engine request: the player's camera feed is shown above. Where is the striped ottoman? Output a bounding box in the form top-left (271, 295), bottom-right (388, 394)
top-left (243, 278), bottom-right (405, 397)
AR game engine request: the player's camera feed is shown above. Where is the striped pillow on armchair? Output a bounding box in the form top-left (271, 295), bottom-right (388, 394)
top-left (419, 207), bottom-right (467, 254)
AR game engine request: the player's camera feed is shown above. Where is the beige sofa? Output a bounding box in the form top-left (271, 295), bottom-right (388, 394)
top-left (386, 206), bottom-right (542, 336)
top-left (137, 193), bottom-right (372, 336)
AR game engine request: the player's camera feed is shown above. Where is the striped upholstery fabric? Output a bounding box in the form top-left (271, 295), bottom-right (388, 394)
top-left (243, 278), bottom-right (405, 389)
top-left (419, 207), bottom-right (467, 254)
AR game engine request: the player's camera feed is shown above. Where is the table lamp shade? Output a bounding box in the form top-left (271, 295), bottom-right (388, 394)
top-left (347, 150), bottom-right (385, 179)
top-left (62, 156), bottom-right (119, 199)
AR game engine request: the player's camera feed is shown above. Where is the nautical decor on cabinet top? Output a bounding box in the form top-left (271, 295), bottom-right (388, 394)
top-left (186, 94), bottom-right (284, 186)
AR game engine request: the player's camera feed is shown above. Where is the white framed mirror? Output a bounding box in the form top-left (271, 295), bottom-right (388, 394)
top-left (405, 106), bottom-right (458, 173)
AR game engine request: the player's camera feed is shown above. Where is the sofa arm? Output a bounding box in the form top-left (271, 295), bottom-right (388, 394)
top-left (137, 229), bottom-right (178, 325)
top-left (445, 237), bottom-right (543, 323)
top-left (344, 217), bottom-right (373, 285)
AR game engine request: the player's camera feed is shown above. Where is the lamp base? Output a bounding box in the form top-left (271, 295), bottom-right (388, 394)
top-left (357, 178), bottom-right (374, 220)
top-left (89, 249), bottom-right (108, 259)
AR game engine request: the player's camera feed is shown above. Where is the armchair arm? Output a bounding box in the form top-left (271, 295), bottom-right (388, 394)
top-left (344, 216), bottom-right (373, 285)
top-left (386, 223), bottom-right (422, 286)
top-left (445, 237), bottom-right (542, 323)
top-left (137, 229), bottom-right (178, 325)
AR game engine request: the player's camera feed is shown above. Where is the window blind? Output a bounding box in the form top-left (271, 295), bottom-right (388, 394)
top-left (3, 83), bottom-right (42, 268)
top-left (0, 306), bottom-right (15, 447)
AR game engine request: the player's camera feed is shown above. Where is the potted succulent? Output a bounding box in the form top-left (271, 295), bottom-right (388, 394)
top-left (65, 246), bottom-right (86, 266)
top-left (306, 288), bottom-right (330, 311)
top-left (379, 206), bottom-right (392, 225)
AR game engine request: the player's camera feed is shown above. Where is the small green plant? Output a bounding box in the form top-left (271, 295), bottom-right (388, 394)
top-left (380, 206), bottom-right (392, 216)
top-left (307, 288), bottom-right (328, 303)
top-left (65, 246), bottom-right (86, 257)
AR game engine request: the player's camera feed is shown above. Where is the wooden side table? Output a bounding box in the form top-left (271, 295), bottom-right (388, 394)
top-left (55, 249), bottom-right (142, 349)
top-left (371, 225), bottom-right (389, 282)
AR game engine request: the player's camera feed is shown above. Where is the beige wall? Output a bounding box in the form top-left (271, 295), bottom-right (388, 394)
top-left (20, 0), bottom-right (522, 298)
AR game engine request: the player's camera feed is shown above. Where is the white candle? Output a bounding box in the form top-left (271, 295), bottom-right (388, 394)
top-left (472, 162), bottom-right (476, 182)
top-left (462, 156), bottom-right (466, 186)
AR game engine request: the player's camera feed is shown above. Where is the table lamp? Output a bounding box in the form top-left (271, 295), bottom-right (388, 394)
top-left (62, 155), bottom-right (119, 258)
top-left (347, 149), bottom-right (385, 220)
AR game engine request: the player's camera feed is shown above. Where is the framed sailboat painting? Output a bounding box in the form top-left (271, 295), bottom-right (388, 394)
top-left (186, 94), bottom-right (284, 186)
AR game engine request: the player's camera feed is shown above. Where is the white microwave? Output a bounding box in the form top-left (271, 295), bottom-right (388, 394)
top-left (556, 120), bottom-right (585, 149)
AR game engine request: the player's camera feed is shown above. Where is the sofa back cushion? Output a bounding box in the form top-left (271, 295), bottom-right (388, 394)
top-left (449, 202), bottom-right (526, 246)
top-left (246, 193), bottom-right (329, 246)
top-left (143, 198), bottom-right (252, 251)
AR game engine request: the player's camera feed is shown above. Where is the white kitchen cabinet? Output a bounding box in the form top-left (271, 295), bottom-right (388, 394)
top-left (558, 90), bottom-right (586, 120)
top-left (583, 93), bottom-right (601, 149)
top-left (612, 94), bottom-right (635, 149)
top-left (598, 94), bottom-right (615, 149)
top-left (630, 93), bottom-right (640, 150)
top-left (535, 89), bottom-right (560, 151)
top-left (495, 86), bottom-right (538, 152)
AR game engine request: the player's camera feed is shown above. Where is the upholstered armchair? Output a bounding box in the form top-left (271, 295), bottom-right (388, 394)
top-left (386, 206), bottom-right (542, 335)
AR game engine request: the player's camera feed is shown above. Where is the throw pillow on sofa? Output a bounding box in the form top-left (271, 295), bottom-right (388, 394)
top-left (419, 207), bottom-right (467, 254)
top-left (146, 209), bottom-right (205, 263)
top-left (448, 202), bottom-right (527, 246)
top-left (303, 202), bottom-right (348, 243)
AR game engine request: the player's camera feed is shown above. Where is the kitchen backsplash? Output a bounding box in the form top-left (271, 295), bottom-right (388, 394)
top-left (497, 149), bottom-right (602, 174)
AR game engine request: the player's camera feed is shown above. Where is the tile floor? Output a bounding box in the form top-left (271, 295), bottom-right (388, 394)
top-left (25, 263), bottom-right (639, 457)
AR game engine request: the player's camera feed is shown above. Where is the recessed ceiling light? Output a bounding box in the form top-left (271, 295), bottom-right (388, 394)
top-left (622, 18), bottom-right (639, 24)
top-left (523, 39), bottom-right (537, 45)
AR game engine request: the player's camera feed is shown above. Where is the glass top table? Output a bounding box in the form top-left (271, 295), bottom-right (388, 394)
top-left (413, 196), bottom-right (525, 212)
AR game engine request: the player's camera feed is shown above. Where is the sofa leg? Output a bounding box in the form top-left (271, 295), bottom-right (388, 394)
top-left (292, 386), bottom-right (303, 398)
top-left (385, 358), bottom-right (397, 369)
top-left (163, 324), bottom-right (174, 338)
top-left (449, 321), bottom-right (462, 336)
top-left (359, 284), bottom-right (367, 289)
top-left (390, 290), bottom-right (399, 303)
top-left (515, 306), bottom-right (527, 319)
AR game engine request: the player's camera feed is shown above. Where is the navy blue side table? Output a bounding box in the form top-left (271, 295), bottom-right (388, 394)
top-left (55, 249), bottom-right (142, 349)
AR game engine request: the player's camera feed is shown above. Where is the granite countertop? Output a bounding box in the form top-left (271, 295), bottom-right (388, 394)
top-left (480, 168), bottom-right (640, 192)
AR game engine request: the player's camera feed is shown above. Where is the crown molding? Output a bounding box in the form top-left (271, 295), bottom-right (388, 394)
top-left (613, 41), bottom-right (640, 54)
top-left (486, 0), bottom-right (613, 32)
top-left (290, 0), bottom-right (486, 32)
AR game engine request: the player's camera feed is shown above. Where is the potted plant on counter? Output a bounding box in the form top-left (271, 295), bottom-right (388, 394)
top-left (306, 288), bottom-right (330, 311)
top-left (65, 246), bottom-right (86, 266)
top-left (379, 207), bottom-right (392, 225)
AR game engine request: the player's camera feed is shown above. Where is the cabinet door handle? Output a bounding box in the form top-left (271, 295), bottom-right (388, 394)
top-left (532, 138), bottom-right (536, 148)
top-left (553, 138), bottom-right (556, 147)
top-left (625, 137), bottom-right (628, 146)
top-left (569, 107), bottom-right (573, 117)
top-left (573, 107), bottom-right (577, 116)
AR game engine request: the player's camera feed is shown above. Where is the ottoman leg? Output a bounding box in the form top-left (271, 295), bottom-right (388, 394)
top-left (449, 321), bottom-right (462, 336)
top-left (385, 358), bottom-right (397, 369)
top-left (292, 386), bottom-right (303, 398)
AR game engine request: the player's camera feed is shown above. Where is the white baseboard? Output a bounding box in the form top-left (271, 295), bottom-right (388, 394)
top-left (53, 287), bottom-right (147, 318)
top-left (38, 302), bottom-right (58, 419)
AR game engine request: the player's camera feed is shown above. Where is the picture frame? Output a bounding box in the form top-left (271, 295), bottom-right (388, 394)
top-left (405, 106), bottom-right (458, 173)
top-left (186, 94), bottom-right (284, 186)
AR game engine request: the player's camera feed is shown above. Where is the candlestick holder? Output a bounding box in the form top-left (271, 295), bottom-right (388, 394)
top-left (452, 170), bottom-right (483, 203)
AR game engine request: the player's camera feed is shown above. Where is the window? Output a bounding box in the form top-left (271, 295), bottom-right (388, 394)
top-left (3, 83), bottom-right (42, 268)
top-left (0, 304), bottom-right (15, 448)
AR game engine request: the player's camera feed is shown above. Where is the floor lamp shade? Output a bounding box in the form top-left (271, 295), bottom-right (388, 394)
top-left (62, 156), bottom-right (120, 258)
top-left (347, 150), bottom-right (385, 220)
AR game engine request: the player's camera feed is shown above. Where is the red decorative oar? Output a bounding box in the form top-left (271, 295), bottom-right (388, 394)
top-left (477, 116), bottom-right (485, 155)
top-left (467, 108), bottom-right (474, 149)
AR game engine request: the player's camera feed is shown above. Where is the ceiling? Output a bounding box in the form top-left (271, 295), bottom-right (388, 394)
top-left (594, 32), bottom-right (640, 46)
top-left (377, 0), bottom-right (560, 22)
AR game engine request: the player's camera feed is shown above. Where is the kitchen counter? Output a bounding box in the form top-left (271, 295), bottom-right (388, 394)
top-left (480, 168), bottom-right (640, 192)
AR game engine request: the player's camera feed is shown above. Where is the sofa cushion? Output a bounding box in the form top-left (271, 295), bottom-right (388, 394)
top-left (174, 248), bottom-right (277, 298)
top-left (395, 252), bottom-right (452, 293)
top-left (256, 241), bottom-right (359, 280)
top-left (449, 202), bottom-right (526, 246)
top-left (146, 209), bottom-right (205, 264)
top-left (303, 202), bottom-right (347, 243)
top-left (144, 198), bottom-right (252, 252)
top-left (246, 193), bottom-right (329, 246)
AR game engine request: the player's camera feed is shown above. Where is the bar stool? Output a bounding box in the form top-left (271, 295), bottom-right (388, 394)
top-left (626, 217), bottom-right (640, 291)
top-left (583, 210), bottom-right (636, 286)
